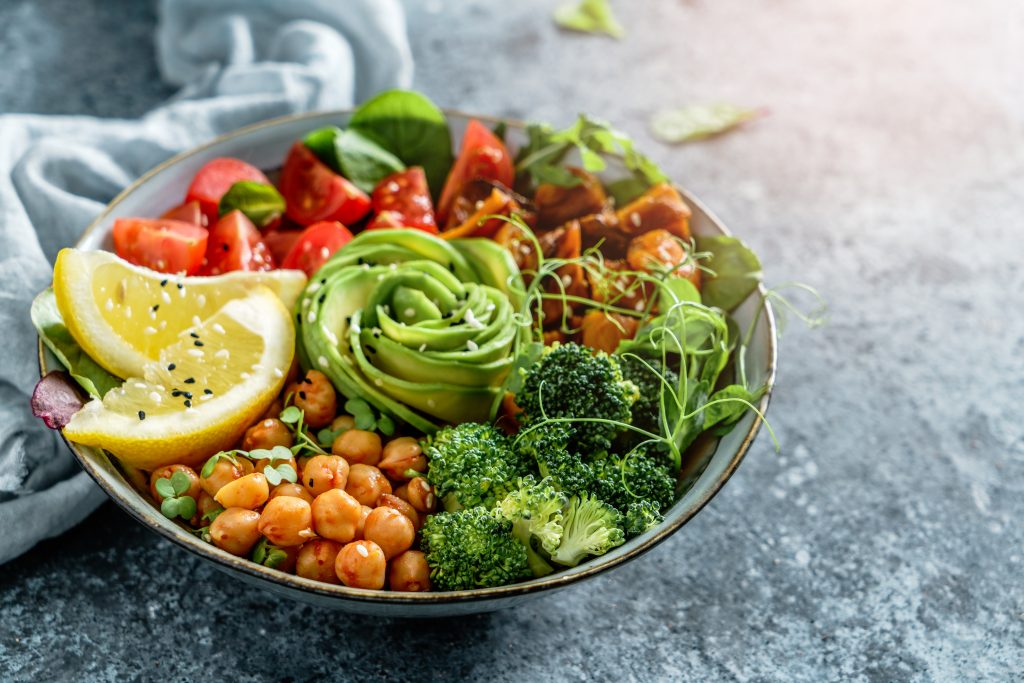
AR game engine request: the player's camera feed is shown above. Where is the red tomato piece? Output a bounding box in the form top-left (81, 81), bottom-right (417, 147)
top-left (185, 158), bottom-right (269, 226)
top-left (112, 218), bottom-right (208, 275)
top-left (437, 119), bottom-right (514, 224)
top-left (364, 210), bottom-right (407, 231)
top-left (281, 221), bottom-right (354, 277)
top-left (201, 210), bottom-right (275, 275)
top-left (263, 229), bottom-right (303, 266)
top-left (367, 167), bottom-right (438, 233)
top-left (160, 200), bottom-right (206, 227)
top-left (280, 143), bottom-right (371, 226)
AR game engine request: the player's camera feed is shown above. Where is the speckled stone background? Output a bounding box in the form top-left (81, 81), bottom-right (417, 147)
top-left (1, 1), bottom-right (1022, 681)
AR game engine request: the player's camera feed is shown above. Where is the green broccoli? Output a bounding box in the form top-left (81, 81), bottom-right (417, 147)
top-left (495, 476), bottom-right (566, 577)
top-left (515, 342), bottom-right (638, 456)
top-left (550, 492), bottom-right (625, 567)
top-left (426, 422), bottom-right (531, 511)
top-left (590, 448), bottom-right (676, 513)
top-left (624, 500), bottom-right (664, 538)
top-left (420, 507), bottom-right (532, 590)
top-left (616, 354), bottom-right (681, 453)
top-left (515, 423), bottom-right (594, 495)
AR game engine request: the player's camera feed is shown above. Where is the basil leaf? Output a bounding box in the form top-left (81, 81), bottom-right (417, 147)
top-left (349, 90), bottom-right (453, 197)
top-left (218, 181), bottom-right (285, 228)
top-left (304, 127), bottom-right (406, 194)
top-left (304, 126), bottom-right (345, 170)
top-left (31, 288), bottom-right (121, 398)
top-left (650, 104), bottom-right (760, 144)
top-left (694, 235), bottom-right (763, 311)
top-left (553, 0), bottom-right (624, 38)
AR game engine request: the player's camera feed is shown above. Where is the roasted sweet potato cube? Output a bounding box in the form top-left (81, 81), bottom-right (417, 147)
top-left (627, 228), bottom-right (702, 290)
top-left (580, 311), bottom-right (640, 354)
top-left (578, 207), bottom-right (628, 258)
top-left (534, 168), bottom-right (607, 230)
top-left (615, 183), bottom-right (692, 240)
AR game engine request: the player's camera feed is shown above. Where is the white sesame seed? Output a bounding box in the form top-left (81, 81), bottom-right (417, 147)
top-left (124, 307), bottom-right (132, 319)
top-left (389, 263), bottom-right (397, 270)
top-left (361, 263), bottom-right (370, 270)
top-left (464, 308), bottom-right (484, 329)
top-left (143, 326), bottom-right (157, 335)
top-left (419, 343), bottom-right (427, 352)
top-left (324, 329), bottom-right (338, 346)
top-left (178, 285), bottom-right (187, 298)
top-left (318, 356), bottom-right (328, 368)
top-left (466, 339), bottom-right (479, 352)
top-left (192, 315), bottom-right (202, 327)
top-left (215, 349), bottom-right (230, 360)
top-left (212, 323), bottom-right (225, 335)
top-left (374, 378), bottom-right (383, 387)
top-left (404, 308), bottom-right (416, 318)
top-left (161, 290), bottom-right (171, 304)
top-left (386, 181), bottom-right (400, 193)
top-left (158, 320), bottom-right (167, 330)
top-left (308, 281), bottom-right (321, 293)
top-left (197, 294), bottom-right (207, 308)
top-left (241, 372), bottom-right (250, 379)
top-left (149, 392), bottom-right (162, 403)
top-left (426, 493), bottom-right (435, 508)
top-left (630, 212), bottom-right (642, 228)
top-left (307, 311), bottom-right (317, 323)
top-left (273, 368), bottom-right (284, 378)
top-left (133, 382), bottom-right (147, 389)
top-left (252, 364), bottom-right (263, 371)
top-left (104, 299), bottom-right (114, 312)
top-left (187, 349), bottom-right (204, 358)
top-left (200, 393), bottom-right (213, 402)
top-left (356, 544), bottom-right (369, 558)
top-left (156, 259), bottom-right (166, 270)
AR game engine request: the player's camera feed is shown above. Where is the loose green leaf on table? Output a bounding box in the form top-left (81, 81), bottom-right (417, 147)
top-left (218, 181), bottom-right (285, 228)
top-left (650, 104), bottom-right (761, 144)
top-left (694, 235), bottom-right (763, 311)
top-left (554, 0), bottom-right (624, 38)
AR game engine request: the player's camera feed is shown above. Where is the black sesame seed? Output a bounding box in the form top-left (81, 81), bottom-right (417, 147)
top-left (160, 279), bottom-right (168, 287)
top-left (297, 313), bottom-right (302, 323)
top-left (189, 332), bottom-right (199, 339)
top-left (194, 340), bottom-right (204, 347)
top-left (167, 363), bottom-right (176, 371)
top-left (448, 263), bottom-right (455, 272)
top-left (320, 278), bottom-right (326, 285)
top-left (318, 293), bottom-right (326, 304)
top-left (203, 388), bottom-right (213, 395)
top-left (171, 390), bottom-right (182, 397)
top-left (138, 410), bottom-right (146, 420)
top-left (365, 344), bottom-right (376, 354)
top-left (298, 391), bottom-right (307, 400)
top-left (442, 312), bottom-right (453, 319)
top-left (184, 399), bottom-right (192, 408)
top-left (302, 377), bottom-right (312, 385)
top-left (151, 304), bottom-right (160, 312)
top-left (222, 243), bottom-right (229, 252)
top-left (372, 330), bottom-right (380, 338)
top-left (308, 478), bottom-right (315, 487)
top-left (184, 377), bottom-right (195, 384)
top-left (183, 392), bottom-right (193, 400)
top-left (177, 283), bottom-right (183, 290)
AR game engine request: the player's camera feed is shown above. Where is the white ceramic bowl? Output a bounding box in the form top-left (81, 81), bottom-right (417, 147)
top-left (39, 110), bottom-right (776, 616)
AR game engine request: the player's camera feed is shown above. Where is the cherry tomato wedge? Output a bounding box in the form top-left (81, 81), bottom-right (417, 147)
top-left (160, 200), bottom-right (206, 227)
top-left (112, 218), bottom-right (208, 275)
top-left (200, 210), bottom-right (275, 275)
top-left (263, 229), bottom-right (303, 266)
top-left (281, 221), bottom-right (354, 277)
top-left (185, 158), bottom-right (270, 227)
top-left (364, 210), bottom-right (406, 231)
top-left (280, 143), bottom-right (371, 226)
top-left (437, 120), bottom-right (514, 224)
top-left (366, 167), bottom-right (438, 233)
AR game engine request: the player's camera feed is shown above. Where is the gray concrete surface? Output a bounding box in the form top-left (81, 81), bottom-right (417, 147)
top-left (1, 0), bottom-right (1022, 680)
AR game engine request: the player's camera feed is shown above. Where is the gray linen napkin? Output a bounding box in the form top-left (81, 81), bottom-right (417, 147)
top-left (0, 0), bottom-right (412, 564)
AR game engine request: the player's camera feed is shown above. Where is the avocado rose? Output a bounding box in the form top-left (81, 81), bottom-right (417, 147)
top-left (295, 229), bottom-right (524, 433)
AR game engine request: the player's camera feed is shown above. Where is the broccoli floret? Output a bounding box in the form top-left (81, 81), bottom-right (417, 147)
top-left (426, 423), bottom-right (531, 510)
top-left (590, 448), bottom-right (676, 513)
top-left (550, 492), bottom-right (625, 567)
top-left (515, 423), bottom-right (594, 495)
top-left (495, 476), bottom-right (566, 577)
top-left (624, 500), bottom-right (664, 538)
top-left (617, 354), bottom-right (681, 452)
top-left (516, 342), bottom-right (638, 455)
top-left (421, 507), bottom-right (532, 590)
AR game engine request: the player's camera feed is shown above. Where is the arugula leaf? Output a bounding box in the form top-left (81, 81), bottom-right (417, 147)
top-left (31, 288), bottom-right (121, 398)
top-left (218, 181), bottom-right (285, 228)
top-left (348, 90), bottom-right (453, 197)
top-left (554, 0), bottom-right (624, 38)
top-left (304, 126), bottom-right (406, 194)
top-left (694, 235), bottom-right (763, 312)
top-left (650, 104), bottom-right (760, 144)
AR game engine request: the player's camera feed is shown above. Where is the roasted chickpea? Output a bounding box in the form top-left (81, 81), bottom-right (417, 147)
top-left (302, 454), bottom-right (349, 497)
top-left (376, 493), bottom-right (420, 529)
top-left (330, 415), bottom-right (356, 433)
top-left (332, 429), bottom-right (382, 465)
top-left (214, 472), bottom-right (269, 510)
top-left (363, 506), bottom-right (415, 560)
top-left (269, 482), bottom-right (314, 504)
top-left (335, 540), bottom-right (387, 589)
top-left (149, 465), bottom-right (201, 503)
top-left (356, 505), bottom-right (372, 540)
top-left (242, 418), bottom-right (294, 451)
top-left (345, 464), bottom-right (392, 506)
top-left (287, 370), bottom-right (337, 428)
top-left (389, 550), bottom-right (431, 592)
top-left (296, 540), bottom-right (342, 584)
top-left (310, 489), bottom-right (362, 543)
top-left (261, 397), bottom-right (284, 421)
top-left (209, 507), bottom-right (261, 556)
top-left (195, 491), bottom-right (221, 524)
top-left (199, 457), bottom-right (252, 497)
top-left (258, 496), bottom-right (314, 547)
top-left (378, 437), bottom-right (426, 481)
top-left (405, 476), bottom-right (437, 513)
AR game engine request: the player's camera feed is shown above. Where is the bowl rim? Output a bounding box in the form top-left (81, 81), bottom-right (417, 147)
top-left (38, 107), bottom-right (777, 605)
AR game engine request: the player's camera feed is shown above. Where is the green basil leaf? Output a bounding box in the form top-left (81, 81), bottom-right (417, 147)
top-left (650, 104), bottom-right (760, 144)
top-left (218, 181), bottom-right (285, 228)
top-left (31, 288), bottom-right (121, 398)
top-left (304, 126), bottom-right (345, 171)
top-left (694, 235), bottom-right (763, 311)
top-left (169, 470), bottom-right (191, 496)
top-left (553, 0), bottom-right (625, 38)
top-left (336, 129), bottom-right (406, 194)
top-left (177, 495), bottom-right (197, 520)
top-left (263, 464), bottom-right (283, 487)
top-left (279, 406), bottom-right (302, 424)
top-left (160, 497), bottom-right (180, 519)
top-left (348, 90), bottom-right (453, 197)
top-left (154, 477), bottom-right (175, 499)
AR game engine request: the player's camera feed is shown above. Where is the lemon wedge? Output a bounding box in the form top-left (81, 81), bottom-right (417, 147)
top-left (63, 287), bottom-right (294, 469)
top-left (53, 248), bottom-right (306, 379)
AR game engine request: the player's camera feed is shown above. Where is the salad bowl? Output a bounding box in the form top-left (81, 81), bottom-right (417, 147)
top-left (38, 109), bottom-right (776, 616)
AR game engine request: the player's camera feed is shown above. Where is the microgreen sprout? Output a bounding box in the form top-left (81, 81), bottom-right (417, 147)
top-left (279, 405), bottom-right (329, 457)
top-left (249, 444), bottom-right (298, 486)
top-left (155, 470), bottom-right (196, 521)
top-left (251, 538), bottom-right (290, 569)
top-left (344, 398), bottom-right (396, 436)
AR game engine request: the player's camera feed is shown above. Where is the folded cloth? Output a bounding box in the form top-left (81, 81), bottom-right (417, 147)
top-left (0, 0), bottom-right (412, 564)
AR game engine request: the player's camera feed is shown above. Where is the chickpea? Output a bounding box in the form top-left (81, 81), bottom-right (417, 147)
top-left (388, 550), bottom-right (431, 592)
top-left (285, 355), bottom-right (300, 386)
top-left (378, 437), bottom-right (426, 481)
top-left (269, 482), bottom-right (314, 504)
top-left (330, 415), bottom-right (356, 433)
top-left (242, 418), bottom-right (294, 451)
top-left (302, 455), bottom-right (349, 497)
top-left (376, 493), bottom-right (420, 529)
top-left (356, 505), bottom-right (372, 540)
top-left (363, 506), bottom-right (415, 560)
top-left (287, 370), bottom-right (337, 428)
top-left (405, 476), bottom-right (437, 513)
top-left (332, 429), bottom-right (382, 466)
top-left (214, 472), bottom-right (269, 510)
top-left (200, 457), bottom-right (252, 497)
top-left (195, 490), bottom-right (221, 525)
top-left (149, 465), bottom-right (200, 503)
top-left (335, 540), bottom-right (387, 589)
top-left (296, 540), bottom-right (342, 584)
top-left (209, 507), bottom-right (261, 556)
top-left (261, 397), bottom-right (283, 421)
top-left (310, 489), bottom-right (362, 543)
top-left (258, 496), bottom-right (314, 547)
top-left (345, 464), bottom-right (392, 507)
